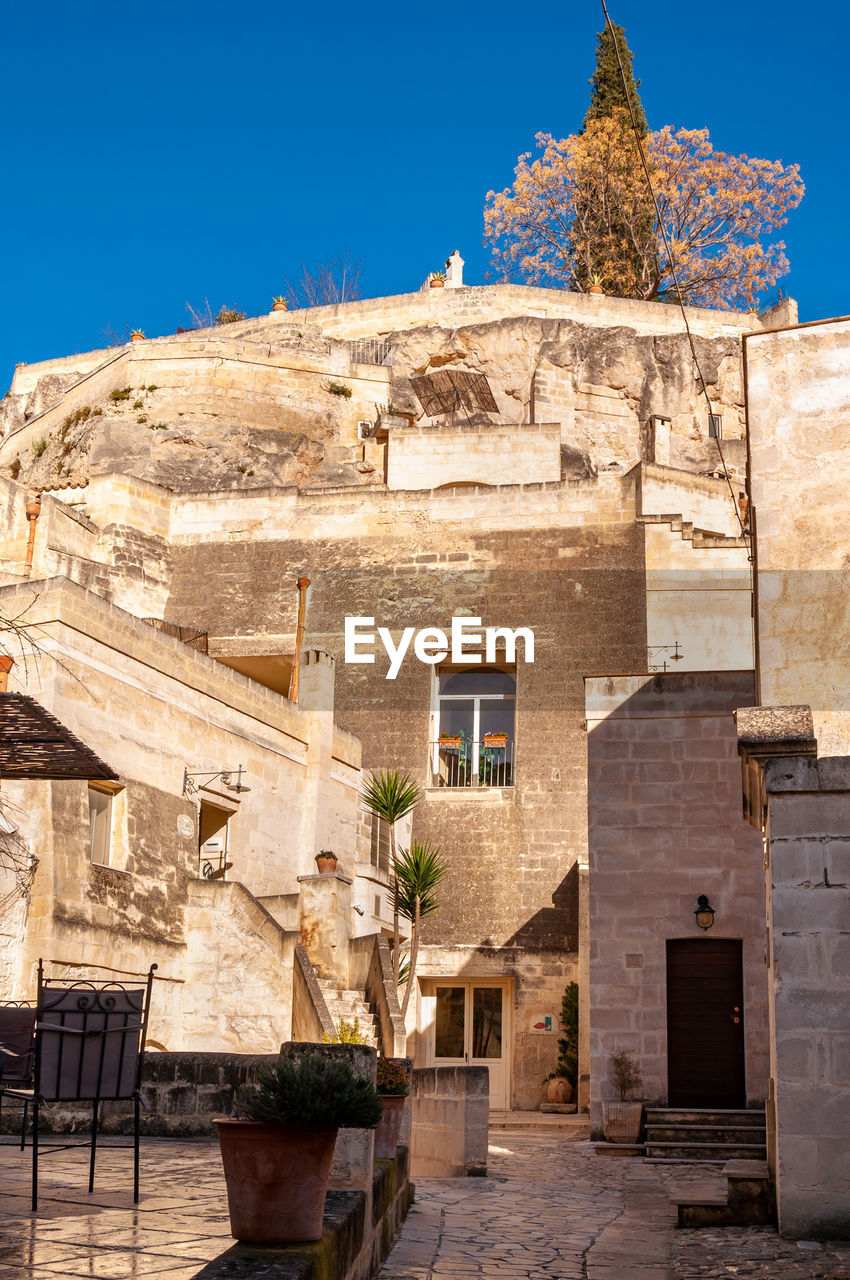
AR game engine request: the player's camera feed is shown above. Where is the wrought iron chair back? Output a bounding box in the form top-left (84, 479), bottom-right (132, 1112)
top-left (0, 1003), bottom-right (36, 1083)
top-left (36, 983), bottom-right (146, 1101)
top-left (1, 961), bottom-right (157, 1211)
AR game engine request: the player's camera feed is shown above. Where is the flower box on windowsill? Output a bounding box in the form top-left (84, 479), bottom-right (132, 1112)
top-left (438, 736), bottom-right (463, 749)
top-left (482, 734), bottom-right (508, 748)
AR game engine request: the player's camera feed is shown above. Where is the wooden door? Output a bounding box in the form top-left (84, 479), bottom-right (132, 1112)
top-left (666, 938), bottom-right (745, 1108)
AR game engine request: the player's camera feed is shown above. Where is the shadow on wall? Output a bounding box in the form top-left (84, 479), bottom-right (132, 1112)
top-left (502, 862), bottom-right (579, 952)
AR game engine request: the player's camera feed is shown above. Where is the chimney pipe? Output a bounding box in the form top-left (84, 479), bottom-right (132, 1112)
top-left (24, 494), bottom-right (42, 579)
top-left (288, 576), bottom-right (311, 703)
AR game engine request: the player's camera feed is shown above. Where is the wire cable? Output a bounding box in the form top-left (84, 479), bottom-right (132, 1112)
top-left (599, 0), bottom-right (749, 541)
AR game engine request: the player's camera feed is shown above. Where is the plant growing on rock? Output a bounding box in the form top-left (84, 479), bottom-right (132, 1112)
top-left (324, 1017), bottom-right (368, 1045)
top-left (324, 380), bottom-right (352, 398)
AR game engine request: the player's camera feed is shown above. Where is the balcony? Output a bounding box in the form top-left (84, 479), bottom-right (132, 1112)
top-left (428, 737), bottom-right (514, 789)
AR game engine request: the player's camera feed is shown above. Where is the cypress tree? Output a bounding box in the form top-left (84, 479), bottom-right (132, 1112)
top-left (574, 22), bottom-right (655, 297)
top-left (584, 22), bottom-right (647, 135)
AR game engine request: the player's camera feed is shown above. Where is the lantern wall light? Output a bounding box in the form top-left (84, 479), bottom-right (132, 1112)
top-left (694, 894), bottom-right (716, 931)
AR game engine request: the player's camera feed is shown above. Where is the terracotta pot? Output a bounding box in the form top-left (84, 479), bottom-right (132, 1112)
top-left (374, 1095), bottom-right (406, 1158)
top-left (438, 737), bottom-right (462, 749)
top-left (602, 1101), bottom-right (642, 1143)
top-left (315, 856), bottom-right (338, 874)
top-left (588, 285), bottom-right (604, 295)
top-left (430, 278), bottom-right (445, 289)
top-left (547, 1077), bottom-right (573, 1104)
top-left (214, 1120), bottom-right (337, 1243)
top-left (272, 301), bottom-right (288, 312)
top-left (483, 735), bottom-right (507, 747)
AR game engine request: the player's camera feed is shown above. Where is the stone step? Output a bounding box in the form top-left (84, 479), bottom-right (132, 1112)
top-left (646, 1125), bottom-right (766, 1145)
top-left (644, 1108), bottom-right (765, 1127)
top-left (645, 1141), bottom-right (767, 1162)
top-left (490, 1111), bottom-right (590, 1133)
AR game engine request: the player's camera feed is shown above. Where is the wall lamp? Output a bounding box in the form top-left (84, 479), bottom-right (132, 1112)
top-left (694, 894), bottom-right (716, 931)
top-left (182, 765), bottom-right (251, 799)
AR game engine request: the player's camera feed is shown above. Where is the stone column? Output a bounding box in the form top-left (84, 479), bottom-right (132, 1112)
top-left (298, 870), bottom-right (352, 987)
top-left (737, 705), bottom-right (850, 1239)
top-left (297, 649), bottom-right (336, 876)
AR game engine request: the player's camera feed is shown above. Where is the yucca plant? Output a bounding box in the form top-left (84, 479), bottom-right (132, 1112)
top-left (394, 840), bottom-right (448, 1018)
top-left (360, 770), bottom-right (421, 988)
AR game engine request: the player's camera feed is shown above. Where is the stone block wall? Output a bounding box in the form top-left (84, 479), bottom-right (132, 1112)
top-left (386, 422), bottom-right (561, 490)
top-left (749, 747), bottom-right (850, 1238)
top-left (744, 318), bottom-right (850, 755)
top-left (586, 672), bottom-right (767, 1135)
top-left (409, 1065), bottom-right (489, 1176)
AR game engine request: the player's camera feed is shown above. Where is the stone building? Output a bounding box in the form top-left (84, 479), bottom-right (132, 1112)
top-left (734, 315), bottom-right (850, 1238)
top-left (0, 273), bottom-right (781, 1112)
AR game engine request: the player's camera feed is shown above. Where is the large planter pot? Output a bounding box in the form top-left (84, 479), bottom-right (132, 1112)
top-left (547, 1077), bottom-right (573, 1104)
top-left (315, 856), bottom-right (338, 875)
top-left (374, 1095), bottom-right (406, 1158)
top-left (602, 1101), bottom-right (643, 1143)
top-left (214, 1120), bottom-right (338, 1243)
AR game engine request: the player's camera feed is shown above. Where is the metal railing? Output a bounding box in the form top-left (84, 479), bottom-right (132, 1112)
top-left (349, 338), bottom-right (392, 366)
top-left (428, 739), bottom-right (514, 789)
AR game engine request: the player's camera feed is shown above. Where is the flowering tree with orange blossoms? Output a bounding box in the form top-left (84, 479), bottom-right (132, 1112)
top-left (484, 116), bottom-right (804, 309)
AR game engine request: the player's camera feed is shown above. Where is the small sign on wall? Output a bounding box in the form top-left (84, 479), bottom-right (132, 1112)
top-left (530, 1015), bottom-right (554, 1033)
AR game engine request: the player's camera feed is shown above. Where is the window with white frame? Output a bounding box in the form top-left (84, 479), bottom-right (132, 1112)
top-left (88, 785), bottom-right (115, 866)
top-left (431, 666), bottom-right (515, 787)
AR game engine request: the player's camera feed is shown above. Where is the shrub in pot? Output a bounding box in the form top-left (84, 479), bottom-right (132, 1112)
top-left (214, 1053), bottom-right (382, 1243)
top-left (602, 1050), bottom-right (643, 1143)
top-left (542, 981), bottom-right (579, 1106)
top-left (374, 1058), bottom-right (410, 1158)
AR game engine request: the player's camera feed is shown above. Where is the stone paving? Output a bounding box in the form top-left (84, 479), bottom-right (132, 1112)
top-left (0, 1133), bottom-right (849, 1280)
top-left (380, 1133), bottom-right (850, 1280)
top-left (0, 1137), bottom-right (235, 1278)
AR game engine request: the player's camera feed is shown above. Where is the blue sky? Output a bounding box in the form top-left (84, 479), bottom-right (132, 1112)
top-left (1, 1), bottom-right (845, 384)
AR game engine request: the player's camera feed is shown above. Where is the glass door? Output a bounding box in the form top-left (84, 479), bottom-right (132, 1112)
top-left (432, 982), bottom-right (509, 1109)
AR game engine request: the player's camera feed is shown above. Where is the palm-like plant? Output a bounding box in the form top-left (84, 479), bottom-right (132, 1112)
top-left (360, 770), bottom-right (421, 987)
top-left (393, 841), bottom-right (448, 1018)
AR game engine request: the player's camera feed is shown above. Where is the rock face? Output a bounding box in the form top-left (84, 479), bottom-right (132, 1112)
top-left (0, 306), bottom-right (748, 495)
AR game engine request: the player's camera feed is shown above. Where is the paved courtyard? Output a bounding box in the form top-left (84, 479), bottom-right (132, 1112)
top-left (0, 1133), bottom-right (848, 1279)
top-left (380, 1133), bottom-right (850, 1280)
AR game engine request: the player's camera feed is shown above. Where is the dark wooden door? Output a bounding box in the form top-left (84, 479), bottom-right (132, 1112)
top-left (666, 938), bottom-right (745, 1108)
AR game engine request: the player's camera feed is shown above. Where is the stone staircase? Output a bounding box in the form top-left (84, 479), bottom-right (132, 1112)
top-left (317, 979), bottom-right (380, 1048)
top-left (644, 1108), bottom-right (767, 1163)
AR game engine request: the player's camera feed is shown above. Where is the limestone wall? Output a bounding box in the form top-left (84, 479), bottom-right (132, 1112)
top-left (409, 1065), bottom-right (489, 1176)
top-left (386, 421), bottom-right (561, 490)
top-left (744, 318), bottom-right (850, 754)
top-left (764, 767), bottom-right (850, 1238)
top-left (0, 578), bottom-right (362, 1052)
top-left (586, 672), bottom-right (767, 1136)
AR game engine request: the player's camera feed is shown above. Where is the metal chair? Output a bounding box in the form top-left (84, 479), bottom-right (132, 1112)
top-left (0, 1002), bottom-right (37, 1146)
top-left (0, 961), bottom-right (157, 1210)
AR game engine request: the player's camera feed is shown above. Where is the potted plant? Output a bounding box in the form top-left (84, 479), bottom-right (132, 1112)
top-left (602, 1050), bottom-right (643, 1143)
top-left (588, 273), bottom-right (605, 296)
top-left (438, 732), bottom-right (462, 749)
top-left (374, 1058), bottom-right (410, 1158)
top-left (315, 849), bottom-right (338, 874)
top-left (214, 1053), bottom-right (382, 1243)
top-left (482, 732), bottom-right (508, 748)
top-left (542, 981), bottom-right (578, 1105)
top-left (130, 329), bottom-right (146, 341)
top-left (430, 270), bottom-right (446, 289)
top-left (272, 295), bottom-right (288, 312)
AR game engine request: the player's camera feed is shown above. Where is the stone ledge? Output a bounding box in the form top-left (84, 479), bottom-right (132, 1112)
top-left (735, 705), bottom-right (817, 756)
top-left (190, 1148), bottom-right (411, 1280)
